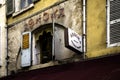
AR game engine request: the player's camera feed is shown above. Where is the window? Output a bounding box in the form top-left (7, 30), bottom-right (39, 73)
top-left (6, 0), bottom-right (39, 16)
top-left (107, 0), bottom-right (120, 47)
top-left (32, 26), bottom-right (53, 65)
top-left (6, 0), bottom-right (14, 15)
top-left (21, 0), bottom-right (32, 9)
top-left (15, 0), bottom-right (33, 12)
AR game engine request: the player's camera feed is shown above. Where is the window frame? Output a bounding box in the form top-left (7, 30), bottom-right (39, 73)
top-left (107, 0), bottom-right (120, 47)
top-left (13, 3), bottom-right (34, 17)
top-left (6, 0), bottom-right (39, 16)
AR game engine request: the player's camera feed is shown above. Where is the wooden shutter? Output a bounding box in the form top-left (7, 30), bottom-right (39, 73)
top-left (6, 0), bottom-right (14, 15)
top-left (109, 0), bottom-right (120, 45)
top-left (21, 32), bottom-right (32, 67)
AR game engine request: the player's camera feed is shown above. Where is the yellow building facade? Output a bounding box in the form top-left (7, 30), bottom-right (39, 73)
top-left (87, 0), bottom-right (120, 58)
top-left (4, 0), bottom-right (120, 77)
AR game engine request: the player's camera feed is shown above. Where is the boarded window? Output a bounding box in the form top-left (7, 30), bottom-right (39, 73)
top-left (107, 0), bottom-right (120, 47)
top-left (6, 0), bottom-right (14, 15)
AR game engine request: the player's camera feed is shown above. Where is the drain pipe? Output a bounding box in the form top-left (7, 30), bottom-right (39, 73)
top-left (82, 0), bottom-right (87, 59)
top-left (52, 8), bottom-right (55, 61)
top-left (106, 0), bottom-right (110, 47)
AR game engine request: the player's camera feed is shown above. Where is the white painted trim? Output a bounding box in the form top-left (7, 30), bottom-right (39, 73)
top-left (15, 0), bottom-right (21, 12)
top-left (110, 19), bottom-right (120, 24)
top-left (107, 0), bottom-right (111, 47)
top-left (13, 3), bottom-right (34, 17)
top-left (108, 42), bottom-right (120, 47)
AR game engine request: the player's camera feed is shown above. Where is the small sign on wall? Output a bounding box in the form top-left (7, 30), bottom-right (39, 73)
top-left (22, 33), bottom-right (29, 49)
top-left (21, 32), bottom-right (32, 67)
top-left (65, 28), bottom-right (83, 53)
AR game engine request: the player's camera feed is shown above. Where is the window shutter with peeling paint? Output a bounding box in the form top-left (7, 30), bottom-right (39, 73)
top-left (21, 32), bottom-right (32, 67)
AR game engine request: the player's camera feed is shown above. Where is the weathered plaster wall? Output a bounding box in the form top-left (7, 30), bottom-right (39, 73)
top-left (7, 0), bottom-right (82, 75)
top-left (0, 0), bottom-right (7, 77)
top-left (86, 0), bottom-right (120, 58)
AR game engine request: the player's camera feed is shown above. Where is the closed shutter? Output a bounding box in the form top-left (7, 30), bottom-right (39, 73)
top-left (6, 0), bottom-right (14, 15)
top-left (21, 32), bottom-right (32, 67)
top-left (108, 0), bottom-right (120, 46)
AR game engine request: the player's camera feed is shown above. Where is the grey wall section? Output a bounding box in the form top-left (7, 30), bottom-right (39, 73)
top-left (0, 0), bottom-right (7, 78)
top-left (7, 0), bottom-right (82, 75)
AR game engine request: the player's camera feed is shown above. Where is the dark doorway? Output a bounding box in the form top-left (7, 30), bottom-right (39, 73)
top-left (39, 31), bottom-right (52, 63)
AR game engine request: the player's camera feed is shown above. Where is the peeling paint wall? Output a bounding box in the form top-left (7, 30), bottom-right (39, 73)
top-left (0, 0), bottom-right (7, 77)
top-left (86, 0), bottom-right (120, 58)
top-left (7, 0), bottom-right (83, 75)
top-left (6, 0), bottom-right (120, 77)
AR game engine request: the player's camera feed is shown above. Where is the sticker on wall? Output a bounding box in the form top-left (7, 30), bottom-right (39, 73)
top-left (65, 28), bottom-right (83, 53)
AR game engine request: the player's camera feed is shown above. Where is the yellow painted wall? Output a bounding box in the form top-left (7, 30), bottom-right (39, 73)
top-left (7, 0), bottom-right (62, 25)
top-left (86, 0), bottom-right (120, 58)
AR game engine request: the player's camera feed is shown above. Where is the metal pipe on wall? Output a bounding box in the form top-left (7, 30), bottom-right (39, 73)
top-left (106, 0), bottom-right (110, 47)
top-left (82, 0), bottom-right (87, 59)
top-left (52, 8), bottom-right (55, 61)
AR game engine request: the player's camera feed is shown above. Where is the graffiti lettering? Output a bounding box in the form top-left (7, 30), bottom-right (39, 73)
top-left (43, 12), bottom-right (49, 22)
top-left (51, 9), bottom-right (58, 19)
top-left (36, 15), bottom-right (41, 24)
top-left (24, 8), bottom-right (65, 30)
top-left (28, 19), bottom-right (34, 29)
top-left (58, 8), bottom-right (65, 18)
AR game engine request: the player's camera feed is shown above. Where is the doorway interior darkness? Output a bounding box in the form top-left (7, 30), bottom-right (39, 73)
top-left (32, 23), bottom-right (75, 65)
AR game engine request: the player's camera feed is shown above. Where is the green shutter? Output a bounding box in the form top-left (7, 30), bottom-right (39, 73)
top-left (6, 0), bottom-right (14, 15)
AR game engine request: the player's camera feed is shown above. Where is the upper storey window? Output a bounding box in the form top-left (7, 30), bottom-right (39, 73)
top-left (107, 0), bottom-right (120, 47)
top-left (21, 0), bottom-right (33, 9)
top-left (6, 0), bottom-right (39, 16)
